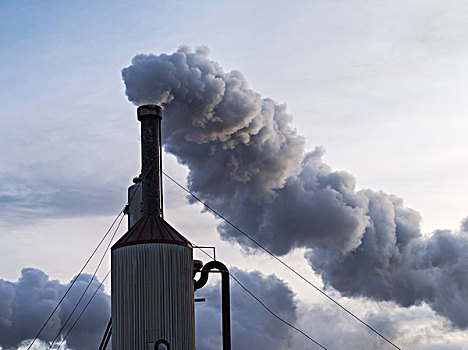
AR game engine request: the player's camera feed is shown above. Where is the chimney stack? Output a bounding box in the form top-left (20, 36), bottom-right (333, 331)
top-left (137, 104), bottom-right (163, 217)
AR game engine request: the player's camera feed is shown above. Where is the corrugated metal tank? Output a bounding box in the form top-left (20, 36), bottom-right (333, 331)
top-left (111, 216), bottom-right (196, 350)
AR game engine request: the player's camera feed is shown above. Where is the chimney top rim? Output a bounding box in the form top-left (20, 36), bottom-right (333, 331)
top-left (137, 104), bottom-right (162, 120)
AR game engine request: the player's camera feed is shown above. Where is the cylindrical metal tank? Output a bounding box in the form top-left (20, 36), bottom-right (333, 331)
top-left (111, 227), bottom-right (195, 350)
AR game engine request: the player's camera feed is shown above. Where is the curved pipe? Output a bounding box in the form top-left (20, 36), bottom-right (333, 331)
top-left (194, 261), bottom-right (226, 290)
top-left (194, 261), bottom-right (231, 350)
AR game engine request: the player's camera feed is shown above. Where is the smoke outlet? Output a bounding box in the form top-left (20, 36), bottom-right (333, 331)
top-left (137, 104), bottom-right (163, 217)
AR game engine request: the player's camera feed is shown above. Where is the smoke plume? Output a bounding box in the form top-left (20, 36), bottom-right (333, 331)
top-left (0, 268), bottom-right (110, 350)
top-left (122, 46), bottom-right (468, 328)
top-left (195, 268), bottom-right (298, 350)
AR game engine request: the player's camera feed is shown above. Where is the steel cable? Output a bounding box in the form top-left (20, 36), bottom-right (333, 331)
top-left (47, 215), bottom-right (124, 349)
top-left (56, 270), bottom-right (111, 349)
top-left (25, 212), bottom-right (122, 350)
top-left (26, 172), bottom-right (148, 350)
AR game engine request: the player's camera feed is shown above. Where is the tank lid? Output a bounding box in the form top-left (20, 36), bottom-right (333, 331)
top-left (112, 215), bottom-right (192, 250)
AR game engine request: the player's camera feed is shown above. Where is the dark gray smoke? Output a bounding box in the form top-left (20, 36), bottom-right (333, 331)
top-left (0, 268), bottom-right (110, 350)
top-left (196, 268), bottom-right (455, 349)
top-left (122, 46), bottom-right (468, 328)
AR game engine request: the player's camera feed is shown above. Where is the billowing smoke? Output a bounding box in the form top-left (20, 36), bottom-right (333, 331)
top-left (198, 268), bottom-right (462, 350)
top-left (195, 268), bottom-right (298, 350)
top-left (0, 268), bottom-right (110, 350)
top-left (122, 46), bottom-right (468, 328)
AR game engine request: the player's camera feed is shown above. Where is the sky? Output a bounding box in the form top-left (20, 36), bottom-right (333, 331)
top-left (1, 0), bottom-right (468, 349)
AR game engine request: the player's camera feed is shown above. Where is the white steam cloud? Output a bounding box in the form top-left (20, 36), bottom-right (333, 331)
top-left (122, 46), bottom-right (468, 328)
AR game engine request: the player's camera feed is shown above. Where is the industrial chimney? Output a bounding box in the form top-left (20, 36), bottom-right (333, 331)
top-left (111, 105), bottom-right (196, 350)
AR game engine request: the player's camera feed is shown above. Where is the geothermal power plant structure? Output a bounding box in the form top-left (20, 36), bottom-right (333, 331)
top-left (111, 105), bottom-right (196, 350)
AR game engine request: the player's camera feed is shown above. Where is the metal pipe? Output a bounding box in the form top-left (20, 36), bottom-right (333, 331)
top-left (99, 318), bottom-right (112, 350)
top-left (194, 261), bottom-right (231, 350)
top-left (137, 105), bottom-right (162, 217)
top-left (159, 120), bottom-right (164, 219)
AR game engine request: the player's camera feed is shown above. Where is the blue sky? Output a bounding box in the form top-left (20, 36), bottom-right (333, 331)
top-left (1, 1), bottom-right (468, 349)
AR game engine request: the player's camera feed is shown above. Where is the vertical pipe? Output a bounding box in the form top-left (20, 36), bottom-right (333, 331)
top-left (221, 270), bottom-right (231, 350)
top-left (159, 118), bottom-right (164, 218)
top-left (137, 105), bottom-right (162, 217)
top-left (194, 261), bottom-right (231, 350)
